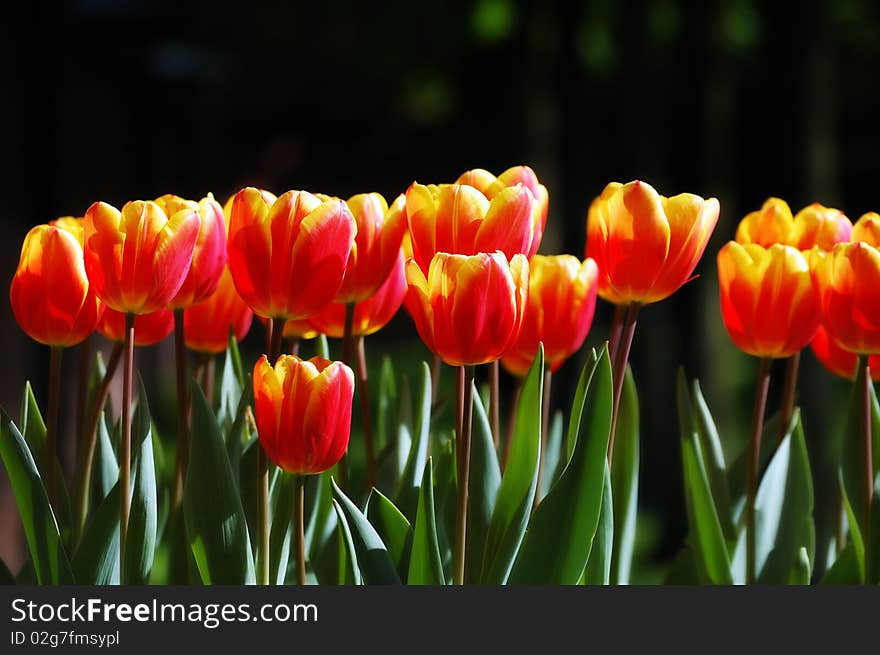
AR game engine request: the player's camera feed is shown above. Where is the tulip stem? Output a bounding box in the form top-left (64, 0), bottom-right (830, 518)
top-left (75, 338), bottom-right (91, 457)
top-left (294, 474), bottom-right (307, 585)
top-left (746, 357), bottom-right (772, 585)
top-left (608, 304), bottom-right (626, 364)
top-left (858, 355), bottom-right (874, 573)
top-left (453, 365), bottom-right (476, 585)
top-left (534, 369), bottom-right (552, 508)
top-left (119, 312), bottom-right (136, 581)
top-left (609, 303), bottom-right (639, 462)
top-left (778, 352), bottom-right (800, 444)
top-left (73, 342), bottom-right (122, 542)
top-left (489, 360), bottom-right (501, 449)
top-left (338, 304), bottom-right (356, 492)
top-left (257, 449), bottom-right (270, 585)
top-left (171, 308), bottom-right (190, 513)
top-left (45, 345), bottom-right (63, 513)
top-left (356, 336), bottom-right (377, 490)
top-left (287, 339), bottom-right (300, 357)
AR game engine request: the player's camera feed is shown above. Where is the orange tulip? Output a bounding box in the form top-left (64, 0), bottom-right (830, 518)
top-left (404, 251), bottom-right (529, 366)
top-left (227, 188), bottom-right (356, 320)
top-left (334, 193), bottom-right (407, 304)
top-left (811, 242), bottom-right (880, 355)
top-left (10, 221), bottom-right (103, 347)
top-left (852, 212), bottom-right (880, 246)
top-left (501, 255), bottom-right (598, 377)
top-left (735, 197), bottom-right (851, 251)
top-left (811, 325), bottom-right (880, 381)
top-left (252, 354), bottom-right (354, 474)
top-left (309, 252), bottom-right (406, 337)
top-left (406, 182), bottom-right (536, 274)
top-left (83, 200), bottom-right (201, 315)
top-left (98, 307), bottom-right (174, 346)
top-left (718, 242), bottom-right (819, 358)
top-left (154, 194), bottom-right (228, 309)
top-left (455, 165), bottom-right (549, 257)
top-left (183, 267), bottom-right (253, 354)
top-left (735, 198), bottom-right (794, 248)
top-left (586, 180), bottom-right (719, 305)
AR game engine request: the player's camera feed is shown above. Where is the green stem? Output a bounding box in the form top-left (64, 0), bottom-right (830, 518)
top-left (453, 365), bottom-right (476, 585)
top-left (859, 355), bottom-right (873, 574)
top-left (119, 312), bottom-right (135, 582)
top-left (534, 369), bottom-right (552, 508)
top-left (337, 304), bottom-right (356, 491)
top-left (171, 308), bottom-right (189, 512)
top-left (609, 303), bottom-right (639, 462)
top-left (294, 474), bottom-right (307, 585)
top-left (356, 336), bottom-right (377, 490)
top-left (45, 345), bottom-right (63, 513)
top-left (746, 357), bottom-right (772, 585)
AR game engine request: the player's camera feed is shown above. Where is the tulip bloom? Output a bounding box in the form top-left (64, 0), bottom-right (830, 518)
top-left (309, 252), bottom-right (406, 337)
top-left (405, 251), bottom-right (528, 366)
top-left (811, 325), bottom-right (880, 381)
top-left (10, 222), bottom-right (103, 346)
top-left (98, 307), bottom-right (174, 346)
top-left (852, 212), bottom-right (880, 246)
top-left (83, 200), bottom-right (201, 315)
top-left (735, 198), bottom-right (851, 252)
top-left (586, 180), bottom-right (719, 305)
top-left (501, 255), bottom-right (598, 377)
top-left (184, 267), bottom-right (253, 354)
top-left (456, 165), bottom-right (549, 257)
top-left (252, 354), bottom-right (354, 474)
top-left (406, 183), bottom-right (537, 274)
top-left (811, 242), bottom-right (880, 354)
top-left (735, 198), bottom-right (794, 248)
top-left (334, 193), bottom-right (407, 304)
top-left (227, 188), bottom-right (356, 320)
top-left (154, 194), bottom-right (227, 309)
top-left (718, 242), bottom-right (819, 358)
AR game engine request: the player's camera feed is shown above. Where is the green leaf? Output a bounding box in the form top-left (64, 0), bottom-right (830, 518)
top-left (269, 474), bottom-right (294, 585)
top-left (691, 380), bottom-right (734, 540)
top-left (305, 471), bottom-right (336, 560)
top-left (509, 346), bottom-right (612, 584)
top-left (407, 458), bottom-right (445, 585)
top-left (480, 346), bottom-right (543, 584)
top-left (611, 366), bottom-right (639, 584)
top-left (72, 481), bottom-right (120, 585)
top-left (0, 411), bottom-right (74, 584)
top-left (395, 362), bottom-right (432, 519)
top-left (867, 473), bottom-right (880, 584)
top-left (183, 383), bottom-right (255, 585)
top-left (315, 334), bottom-right (330, 360)
top-left (90, 412), bottom-right (119, 509)
top-left (227, 330), bottom-right (246, 390)
top-left (217, 346), bottom-right (243, 428)
top-left (677, 371), bottom-right (733, 585)
top-left (331, 499), bottom-right (361, 584)
top-left (730, 411), bottom-right (814, 584)
top-left (330, 479), bottom-right (400, 584)
top-left (466, 383), bottom-right (501, 583)
top-left (365, 489), bottom-right (412, 573)
top-left (123, 382), bottom-right (158, 584)
top-left (541, 411), bottom-right (565, 496)
top-left (581, 462), bottom-right (614, 585)
top-left (822, 540), bottom-right (861, 584)
top-left (376, 356), bottom-right (398, 455)
top-left (789, 547), bottom-right (811, 585)
top-left (226, 379), bottom-right (254, 489)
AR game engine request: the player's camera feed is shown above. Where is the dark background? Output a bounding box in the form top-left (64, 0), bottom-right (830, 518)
top-left (1, 0), bottom-right (877, 580)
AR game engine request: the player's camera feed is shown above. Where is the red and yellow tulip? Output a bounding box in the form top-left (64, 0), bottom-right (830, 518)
top-left (735, 197), bottom-right (851, 251)
top-left (184, 267), bottom-right (253, 354)
top-left (811, 325), bottom-right (880, 381)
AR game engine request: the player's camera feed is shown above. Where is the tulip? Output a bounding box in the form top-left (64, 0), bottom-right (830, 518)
top-left (334, 193), bottom-right (407, 304)
top-left (98, 307), bottom-right (174, 346)
top-left (184, 267), bottom-right (253, 354)
top-left (455, 165), bottom-right (549, 256)
top-left (791, 203), bottom-right (852, 251)
top-left (404, 251), bottom-right (529, 367)
top-left (852, 212), bottom-right (880, 247)
top-left (309, 252), bottom-right (406, 338)
top-left (734, 197), bottom-right (794, 248)
top-left (718, 242), bottom-right (820, 358)
top-left (811, 325), bottom-right (880, 381)
top-left (586, 180), bottom-right (720, 306)
top-left (405, 183), bottom-right (536, 275)
top-left (501, 255), bottom-right (598, 377)
top-left (227, 188), bottom-right (357, 324)
top-left (10, 222), bottom-right (103, 347)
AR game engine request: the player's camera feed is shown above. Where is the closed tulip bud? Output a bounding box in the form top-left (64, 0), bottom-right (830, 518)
top-left (227, 188), bottom-right (356, 320)
top-left (791, 203), bottom-right (852, 251)
top-left (406, 182), bottom-right (536, 274)
top-left (253, 354), bottom-right (354, 475)
top-left (586, 180), bottom-right (719, 305)
top-left (852, 212), bottom-right (880, 246)
top-left (83, 199), bottom-right (201, 315)
top-left (183, 267), bottom-right (253, 354)
top-left (455, 165), bottom-right (549, 257)
top-left (10, 222), bottom-right (103, 346)
top-left (735, 197), bottom-right (793, 247)
top-left (309, 252), bottom-right (406, 337)
top-left (98, 307), bottom-right (174, 346)
top-left (811, 242), bottom-right (880, 355)
top-left (332, 193), bottom-right (407, 304)
top-left (501, 255), bottom-right (598, 377)
top-left (405, 251), bottom-right (528, 366)
top-left (811, 325), bottom-right (880, 381)
top-left (155, 194), bottom-right (228, 309)
top-left (718, 242), bottom-right (819, 358)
